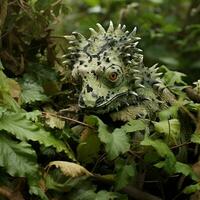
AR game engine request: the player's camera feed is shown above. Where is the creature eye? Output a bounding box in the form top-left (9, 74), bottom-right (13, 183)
top-left (109, 72), bottom-right (118, 82)
top-left (104, 65), bottom-right (123, 87)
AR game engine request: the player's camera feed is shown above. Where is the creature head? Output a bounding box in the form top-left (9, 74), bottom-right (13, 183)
top-left (64, 22), bottom-right (145, 114)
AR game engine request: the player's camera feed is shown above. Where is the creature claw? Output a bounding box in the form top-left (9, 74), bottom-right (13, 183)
top-left (107, 21), bottom-right (114, 32)
top-left (129, 91), bottom-right (138, 96)
top-left (89, 28), bottom-right (97, 36)
top-left (138, 84), bottom-right (145, 88)
top-left (96, 23), bottom-right (106, 33)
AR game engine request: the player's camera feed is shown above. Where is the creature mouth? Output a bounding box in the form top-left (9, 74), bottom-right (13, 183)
top-left (78, 92), bottom-right (129, 109)
top-left (95, 91), bottom-right (128, 108)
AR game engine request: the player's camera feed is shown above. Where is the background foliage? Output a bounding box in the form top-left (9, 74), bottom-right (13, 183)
top-left (0, 0), bottom-right (200, 200)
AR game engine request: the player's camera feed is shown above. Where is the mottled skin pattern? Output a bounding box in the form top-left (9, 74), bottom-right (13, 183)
top-left (63, 22), bottom-right (175, 121)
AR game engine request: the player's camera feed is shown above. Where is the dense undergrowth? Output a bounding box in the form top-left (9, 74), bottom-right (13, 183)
top-left (0, 0), bottom-right (200, 200)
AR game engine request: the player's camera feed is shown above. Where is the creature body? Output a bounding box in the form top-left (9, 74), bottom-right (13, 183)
top-left (64, 22), bottom-right (175, 121)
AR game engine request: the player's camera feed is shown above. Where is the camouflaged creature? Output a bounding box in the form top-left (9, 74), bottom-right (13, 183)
top-left (63, 22), bottom-right (175, 121)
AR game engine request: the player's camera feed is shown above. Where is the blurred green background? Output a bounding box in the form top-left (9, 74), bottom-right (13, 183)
top-left (50, 0), bottom-right (200, 82)
top-left (1, 0), bottom-right (200, 83)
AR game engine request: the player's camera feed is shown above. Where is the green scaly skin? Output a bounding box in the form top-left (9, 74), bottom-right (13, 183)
top-left (63, 22), bottom-right (175, 121)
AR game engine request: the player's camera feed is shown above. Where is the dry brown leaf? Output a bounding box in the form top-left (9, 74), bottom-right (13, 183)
top-left (8, 78), bottom-right (21, 101)
top-left (46, 161), bottom-right (93, 177)
top-left (80, 127), bottom-right (91, 142)
top-left (192, 161), bottom-right (200, 178)
top-left (44, 107), bottom-right (65, 129)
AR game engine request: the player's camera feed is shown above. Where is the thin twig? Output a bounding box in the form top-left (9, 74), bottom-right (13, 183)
top-left (0, 0), bottom-right (8, 48)
top-left (42, 111), bottom-right (95, 129)
top-left (93, 175), bottom-right (162, 200)
top-left (180, 106), bottom-right (198, 124)
top-left (122, 185), bottom-right (162, 200)
top-left (170, 141), bottom-right (192, 150)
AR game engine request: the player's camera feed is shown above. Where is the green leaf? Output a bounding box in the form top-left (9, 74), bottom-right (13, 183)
top-left (0, 69), bottom-right (10, 93)
top-left (158, 106), bottom-right (178, 120)
top-left (161, 66), bottom-right (186, 86)
top-left (85, 116), bottom-right (130, 160)
top-left (20, 79), bottom-right (48, 104)
top-left (104, 128), bottom-right (130, 160)
top-left (25, 110), bottom-right (41, 122)
top-left (191, 132), bottom-right (200, 144)
top-left (29, 178), bottom-right (48, 200)
top-left (77, 132), bottom-right (100, 164)
top-left (175, 162), bottom-right (198, 181)
top-left (0, 135), bottom-right (38, 177)
top-left (121, 119), bottom-right (147, 133)
top-left (141, 137), bottom-right (176, 174)
top-left (34, 0), bottom-right (55, 10)
top-left (45, 175), bottom-right (88, 192)
top-left (153, 119), bottom-right (181, 144)
top-left (115, 164), bottom-right (135, 190)
top-left (0, 112), bottom-right (75, 161)
top-left (63, 177), bottom-right (97, 200)
top-left (95, 190), bottom-right (117, 200)
top-left (69, 189), bottom-right (96, 200)
top-left (85, 115), bottom-right (108, 143)
top-left (183, 183), bottom-right (200, 194)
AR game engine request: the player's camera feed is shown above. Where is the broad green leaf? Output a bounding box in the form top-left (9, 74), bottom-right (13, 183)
top-left (0, 107), bottom-right (7, 117)
top-left (141, 137), bottom-right (176, 174)
top-left (85, 115), bottom-right (108, 143)
top-left (95, 190), bottom-right (117, 200)
top-left (115, 164), bottom-right (135, 190)
top-left (191, 132), bottom-right (200, 144)
top-left (68, 188), bottom-right (125, 200)
top-left (0, 135), bottom-right (48, 200)
top-left (29, 178), bottom-right (48, 200)
top-left (158, 106), bottom-right (178, 120)
top-left (34, 0), bottom-right (55, 10)
top-left (77, 132), bottom-right (100, 164)
top-left (70, 189), bottom-right (96, 200)
top-left (85, 116), bottom-right (130, 160)
top-left (153, 161), bottom-right (198, 181)
top-left (104, 128), bottom-right (130, 160)
top-left (25, 110), bottom-right (41, 122)
top-left (20, 79), bottom-right (48, 104)
top-left (161, 66), bottom-right (186, 86)
top-left (175, 162), bottom-right (198, 181)
top-left (0, 135), bottom-right (38, 177)
top-left (121, 119), bottom-right (147, 133)
top-left (153, 119), bottom-right (181, 144)
top-left (0, 68), bottom-right (10, 93)
top-left (0, 112), bottom-right (75, 161)
top-left (183, 183), bottom-right (200, 194)
top-left (45, 175), bottom-right (89, 192)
